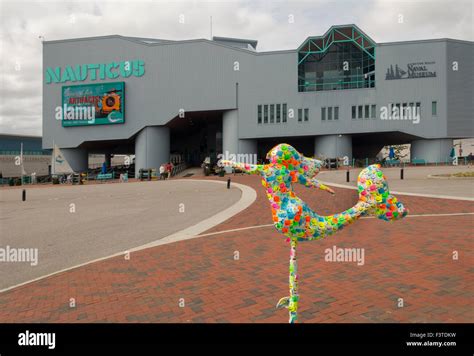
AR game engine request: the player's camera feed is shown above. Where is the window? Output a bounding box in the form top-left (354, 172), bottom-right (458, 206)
top-left (298, 26), bottom-right (376, 92)
top-left (358, 105), bottom-right (363, 119)
top-left (257, 105), bottom-right (262, 124)
top-left (328, 107), bottom-right (333, 120)
top-left (276, 104), bottom-right (281, 123)
top-left (432, 101), bottom-right (437, 116)
top-left (364, 105), bottom-right (369, 119)
top-left (270, 104), bottom-right (275, 123)
top-left (304, 108), bottom-right (309, 121)
top-left (416, 102), bottom-right (421, 117)
top-left (371, 104), bottom-right (376, 119)
top-left (282, 103), bottom-right (287, 122)
top-left (264, 105), bottom-right (268, 123)
top-left (352, 106), bottom-right (356, 119)
top-left (321, 107), bottom-right (326, 121)
top-left (334, 107), bottom-right (339, 120)
top-left (298, 108), bottom-right (303, 122)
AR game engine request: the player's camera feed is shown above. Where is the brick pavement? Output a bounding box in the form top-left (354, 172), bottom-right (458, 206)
top-left (0, 175), bottom-right (472, 323)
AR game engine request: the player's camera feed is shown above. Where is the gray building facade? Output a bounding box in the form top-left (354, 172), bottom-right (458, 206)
top-left (42, 25), bottom-right (474, 174)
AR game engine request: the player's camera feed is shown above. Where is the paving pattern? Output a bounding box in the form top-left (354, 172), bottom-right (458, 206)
top-left (0, 175), bottom-right (472, 323)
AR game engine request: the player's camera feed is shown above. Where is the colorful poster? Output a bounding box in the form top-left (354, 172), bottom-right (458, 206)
top-left (62, 82), bottom-right (125, 127)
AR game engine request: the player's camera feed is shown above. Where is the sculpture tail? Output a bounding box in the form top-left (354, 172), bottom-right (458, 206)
top-left (357, 164), bottom-right (408, 221)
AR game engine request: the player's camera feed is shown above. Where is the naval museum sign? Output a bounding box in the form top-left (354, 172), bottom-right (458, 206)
top-left (385, 61), bottom-right (436, 80)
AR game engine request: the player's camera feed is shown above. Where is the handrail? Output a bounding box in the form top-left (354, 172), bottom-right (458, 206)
top-left (171, 162), bottom-right (187, 176)
top-left (0, 150), bottom-right (51, 156)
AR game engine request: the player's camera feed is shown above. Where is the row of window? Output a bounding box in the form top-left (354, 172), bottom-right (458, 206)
top-left (258, 101), bottom-right (437, 123)
top-left (351, 104), bottom-right (378, 119)
top-left (257, 104), bottom-right (288, 124)
top-left (321, 106), bottom-right (339, 121)
top-left (351, 102), bottom-right (437, 119)
top-left (385, 102), bottom-right (422, 119)
top-left (297, 108), bottom-right (309, 122)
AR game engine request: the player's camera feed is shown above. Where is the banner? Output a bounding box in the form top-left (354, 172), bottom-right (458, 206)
top-left (52, 144), bottom-right (74, 174)
top-left (62, 82), bottom-right (125, 127)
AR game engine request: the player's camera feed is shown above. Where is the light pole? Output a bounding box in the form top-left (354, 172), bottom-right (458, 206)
top-left (334, 134), bottom-right (343, 169)
top-left (335, 134), bottom-right (342, 159)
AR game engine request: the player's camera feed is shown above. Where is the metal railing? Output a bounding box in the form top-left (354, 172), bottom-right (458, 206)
top-left (0, 150), bottom-right (51, 156)
top-left (172, 162), bottom-right (187, 176)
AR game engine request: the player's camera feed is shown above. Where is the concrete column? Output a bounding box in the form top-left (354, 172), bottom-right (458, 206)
top-left (239, 139), bottom-right (257, 156)
top-left (61, 148), bottom-right (88, 172)
top-left (237, 139), bottom-right (258, 166)
top-left (314, 135), bottom-right (352, 160)
top-left (135, 126), bottom-right (170, 177)
top-left (411, 138), bottom-right (453, 163)
top-left (222, 110), bottom-right (239, 157)
top-left (222, 110), bottom-right (239, 172)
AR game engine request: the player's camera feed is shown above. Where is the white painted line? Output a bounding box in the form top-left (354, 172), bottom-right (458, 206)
top-left (318, 180), bottom-right (474, 201)
top-left (196, 212), bottom-right (474, 238)
top-left (388, 191), bottom-right (474, 201)
top-left (0, 179), bottom-right (257, 294)
top-left (360, 212), bottom-right (474, 219)
top-left (197, 223), bottom-right (274, 237)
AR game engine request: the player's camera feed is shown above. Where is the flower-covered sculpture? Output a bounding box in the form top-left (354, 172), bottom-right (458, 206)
top-left (223, 143), bottom-right (408, 323)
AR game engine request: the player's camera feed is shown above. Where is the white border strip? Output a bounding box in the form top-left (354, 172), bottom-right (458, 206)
top-left (195, 212), bottom-right (474, 238)
top-left (0, 179), bottom-right (257, 294)
top-left (319, 181), bottom-right (474, 201)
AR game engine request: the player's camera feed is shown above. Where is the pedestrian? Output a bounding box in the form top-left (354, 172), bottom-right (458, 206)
top-left (159, 164), bottom-right (166, 180)
top-left (167, 162), bottom-right (174, 179)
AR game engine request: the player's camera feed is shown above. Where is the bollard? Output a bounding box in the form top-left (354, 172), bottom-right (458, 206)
top-left (227, 178), bottom-right (231, 189)
top-left (346, 170), bottom-right (350, 183)
top-left (22, 189), bottom-right (26, 201)
top-left (400, 168), bottom-right (404, 180)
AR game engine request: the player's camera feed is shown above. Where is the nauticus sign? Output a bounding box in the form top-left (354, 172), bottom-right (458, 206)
top-left (45, 60), bottom-right (144, 84)
top-left (385, 61), bottom-right (436, 80)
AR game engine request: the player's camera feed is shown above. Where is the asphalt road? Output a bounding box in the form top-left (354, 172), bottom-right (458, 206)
top-left (0, 180), bottom-right (241, 290)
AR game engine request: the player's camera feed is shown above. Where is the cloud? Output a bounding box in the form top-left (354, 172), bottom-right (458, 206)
top-left (0, 0), bottom-right (472, 136)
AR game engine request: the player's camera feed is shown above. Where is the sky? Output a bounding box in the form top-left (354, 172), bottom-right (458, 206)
top-left (0, 0), bottom-right (472, 136)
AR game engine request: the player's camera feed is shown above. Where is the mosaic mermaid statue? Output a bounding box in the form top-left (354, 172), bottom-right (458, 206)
top-left (222, 143), bottom-right (408, 323)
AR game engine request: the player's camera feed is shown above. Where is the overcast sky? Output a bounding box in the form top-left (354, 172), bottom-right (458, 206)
top-left (0, 0), bottom-right (472, 136)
